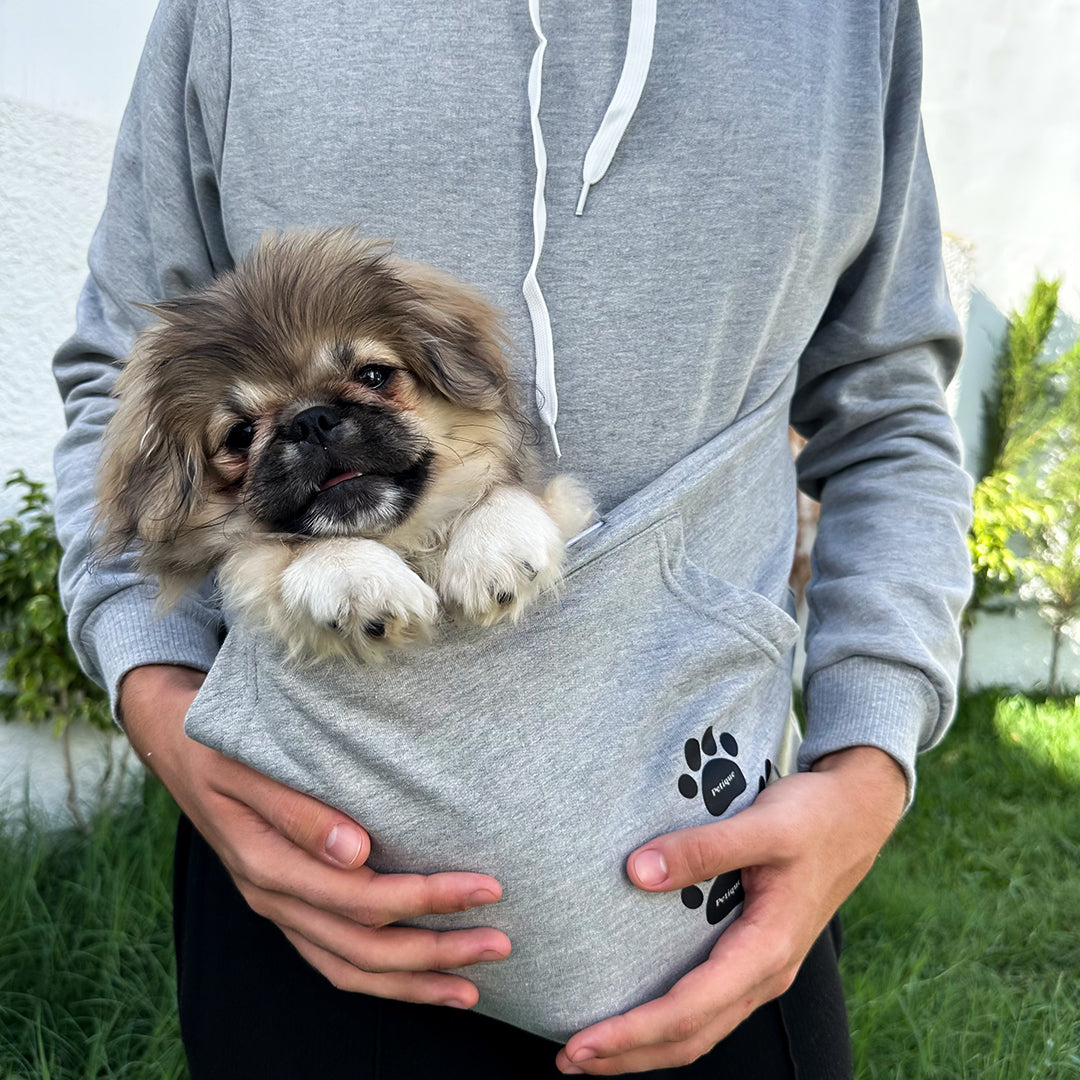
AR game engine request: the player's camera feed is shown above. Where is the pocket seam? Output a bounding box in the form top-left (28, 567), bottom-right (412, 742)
top-left (656, 515), bottom-right (798, 663)
top-left (562, 515), bottom-right (676, 582)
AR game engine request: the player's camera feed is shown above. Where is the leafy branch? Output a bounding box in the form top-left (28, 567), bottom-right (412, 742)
top-left (968, 278), bottom-right (1080, 691)
top-left (0, 471), bottom-right (111, 735)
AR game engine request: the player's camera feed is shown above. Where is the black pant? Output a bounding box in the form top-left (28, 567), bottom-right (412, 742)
top-left (173, 815), bottom-right (852, 1079)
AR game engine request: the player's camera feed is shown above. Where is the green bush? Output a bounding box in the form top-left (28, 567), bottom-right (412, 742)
top-left (0, 471), bottom-right (110, 734)
top-left (968, 278), bottom-right (1080, 690)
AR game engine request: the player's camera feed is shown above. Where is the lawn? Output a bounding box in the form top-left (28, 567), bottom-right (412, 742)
top-left (842, 691), bottom-right (1080, 1078)
top-left (0, 779), bottom-right (184, 1079)
top-left (1, 691), bottom-right (1078, 1078)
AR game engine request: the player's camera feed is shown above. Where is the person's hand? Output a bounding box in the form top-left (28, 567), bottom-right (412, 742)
top-left (556, 745), bottom-right (906, 1074)
top-left (119, 663), bottom-right (510, 1008)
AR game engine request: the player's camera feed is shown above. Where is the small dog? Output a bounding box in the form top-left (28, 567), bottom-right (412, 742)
top-left (97, 229), bottom-right (595, 660)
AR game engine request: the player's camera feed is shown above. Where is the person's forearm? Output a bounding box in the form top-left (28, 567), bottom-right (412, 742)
top-left (790, 0), bottom-right (973, 802)
top-left (51, 0), bottom-right (231, 707)
top-left (118, 663), bottom-right (206, 772)
top-left (809, 743), bottom-right (907, 838)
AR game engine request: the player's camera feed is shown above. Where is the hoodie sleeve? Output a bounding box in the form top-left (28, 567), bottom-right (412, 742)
top-left (789, 0), bottom-right (974, 803)
top-left (52, 0), bottom-right (233, 714)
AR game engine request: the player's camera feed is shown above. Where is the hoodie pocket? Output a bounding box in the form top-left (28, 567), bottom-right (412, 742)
top-left (653, 514), bottom-right (800, 661)
top-left (562, 511), bottom-right (798, 663)
top-left (183, 510), bottom-right (802, 1042)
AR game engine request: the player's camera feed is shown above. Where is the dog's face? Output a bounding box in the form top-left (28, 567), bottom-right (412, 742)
top-left (201, 339), bottom-right (438, 541)
top-left (97, 230), bottom-right (528, 591)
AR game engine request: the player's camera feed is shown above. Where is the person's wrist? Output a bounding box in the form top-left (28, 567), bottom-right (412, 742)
top-left (119, 662), bottom-right (205, 706)
top-left (810, 744), bottom-right (907, 834)
top-left (118, 664), bottom-right (206, 764)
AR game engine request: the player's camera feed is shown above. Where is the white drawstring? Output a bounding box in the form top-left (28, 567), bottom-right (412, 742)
top-left (523, 0), bottom-right (657, 456)
top-left (523, 0), bottom-right (560, 456)
top-left (576, 0), bottom-right (657, 216)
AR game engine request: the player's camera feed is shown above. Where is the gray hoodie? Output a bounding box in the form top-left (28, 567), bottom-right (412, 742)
top-left (53, 0), bottom-right (973, 1042)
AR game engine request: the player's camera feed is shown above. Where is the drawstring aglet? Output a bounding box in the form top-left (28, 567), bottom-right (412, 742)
top-left (547, 421), bottom-right (562, 458)
top-left (575, 181), bottom-right (591, 217)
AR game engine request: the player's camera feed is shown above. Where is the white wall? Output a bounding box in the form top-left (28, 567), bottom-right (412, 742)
top-left (0, 0), bottom-right (159, 520)
top-left (0, 0), bottom-right (159, 127)
top-left (921, 0), bottom-right (1080, 487)
top-left (965, 607), bottom-right (1080, 693)
top-left (921, 0), bottom-right (1080, 319)
top-left (919, 0), bottom-right (1080, 692)
top-left (0, 101), bottom-right (115, 517)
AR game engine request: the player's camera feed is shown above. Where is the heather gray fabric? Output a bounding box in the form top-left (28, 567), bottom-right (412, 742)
top-left (186, 384), bottom-right (801, 1038)
top-left (52, 0), bottom-right (974, 1040)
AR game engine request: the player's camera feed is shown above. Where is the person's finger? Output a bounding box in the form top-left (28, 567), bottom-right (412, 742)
top-left (209, 756), bottom-right (374, 868)
top-left (220, 812), bottom-right (503, 926)
top-left (556, 1013), bottom-right (737, 1075)
top-left (561, 904), bottom-right (799, 1070)
top-left (626, 801), bottom-right (785, 892)
top-left (281, 927), bottom-right (482, 1008)
top-left (251, 889), bottom-right (511, 972)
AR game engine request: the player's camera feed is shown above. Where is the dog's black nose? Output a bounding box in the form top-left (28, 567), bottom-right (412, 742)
top-left (287, 406), bottom-right (341, 445)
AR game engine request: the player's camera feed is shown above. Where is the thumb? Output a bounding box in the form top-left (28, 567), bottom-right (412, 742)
top-left (627, 802), bottom-right (774, 891)
top-left (240, 766), bottom-right (372, 869)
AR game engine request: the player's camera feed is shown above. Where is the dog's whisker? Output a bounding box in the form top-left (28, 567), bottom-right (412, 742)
top-left (428, 438), bottom-right (467, 468)
top-left (433, 436), bottom-right (490, 460)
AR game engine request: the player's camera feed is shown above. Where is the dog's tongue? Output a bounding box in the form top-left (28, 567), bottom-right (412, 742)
top-left (320, 471), bottom-right (361, 491)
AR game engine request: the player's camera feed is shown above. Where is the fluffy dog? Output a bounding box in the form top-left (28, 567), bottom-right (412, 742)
top-left (96, 229), bottom-right (595, 660)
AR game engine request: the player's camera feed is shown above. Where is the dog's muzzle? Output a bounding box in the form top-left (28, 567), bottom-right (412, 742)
top-left (248, 401), bottom-right (432, 537)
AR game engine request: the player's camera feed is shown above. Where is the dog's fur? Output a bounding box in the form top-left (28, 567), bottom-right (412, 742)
top-left (97, 229), bottom-right (594, 660)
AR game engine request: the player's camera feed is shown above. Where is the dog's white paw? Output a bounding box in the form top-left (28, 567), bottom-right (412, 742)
top-left (439, 487), bottom-right (566, 625)
top-left (280, 538), bottom-right (439, 657)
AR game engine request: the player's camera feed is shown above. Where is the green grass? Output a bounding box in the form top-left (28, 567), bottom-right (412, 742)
top-left (0, 779), bottom-right (185, 1079)
top-left (842, 691), bottom-right (1080, 1078)
top-left (1, 692), bottom-right (1078, 1078)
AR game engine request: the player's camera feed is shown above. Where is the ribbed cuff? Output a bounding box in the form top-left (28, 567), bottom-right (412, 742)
top-left (798, 656), bottom-right (941, 809)
top-left (81, 585), bottom-right (222, 723)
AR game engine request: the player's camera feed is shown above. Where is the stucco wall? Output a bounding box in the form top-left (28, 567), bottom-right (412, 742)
top-left (0, 99), bottom-right (116, 517)
top-left (1, 0), bottom-right (1078, 692)
top-left (0, 0), bottom-right (159, 520)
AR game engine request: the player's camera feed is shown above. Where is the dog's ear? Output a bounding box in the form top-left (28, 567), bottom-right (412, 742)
top-left (95, 350), bottom-right (209, 587)
top-left (394, 261), bottom-right (514, 412)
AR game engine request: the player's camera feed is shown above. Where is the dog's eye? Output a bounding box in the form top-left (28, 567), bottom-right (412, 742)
top-left (355, 365), bottom-right (395, 390)
top-left (224, 421), bottom-right (255, 453)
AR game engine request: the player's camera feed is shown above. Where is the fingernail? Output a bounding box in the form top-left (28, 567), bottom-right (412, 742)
top-left (441, 998), bottom-right (469, 1009)
top-left (570, 1047), bottom-right (597, 1063)
top-left (325, 824), bottom-right (363, 866)
top-left (633, 848), bottom-right (668, 886)
top-left (479, 949), bottom-right (506, 961)
top-left (561, 1067), bottom-right (584, 1075)
top-left (467, 889), bottom-right (500, 906)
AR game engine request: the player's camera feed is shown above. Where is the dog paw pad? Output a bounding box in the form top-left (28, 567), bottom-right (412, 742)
top-left (680, 886), bottom-right (704, 910)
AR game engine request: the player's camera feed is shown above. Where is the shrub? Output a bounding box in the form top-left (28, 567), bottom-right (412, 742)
top-left (0, 471), bottom-right (110, 734)
top-left (968, 278), bottom-right (1080, 690)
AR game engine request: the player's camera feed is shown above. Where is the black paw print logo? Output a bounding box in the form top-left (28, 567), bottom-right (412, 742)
top-left (677, 726), bottom-right (775, 924)
top-left (757, 758), bottom-right (776, 793)
top-left (681, 870), bottom-right (744, 925)
top-left (678, 725), bottom-right (746, 816)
